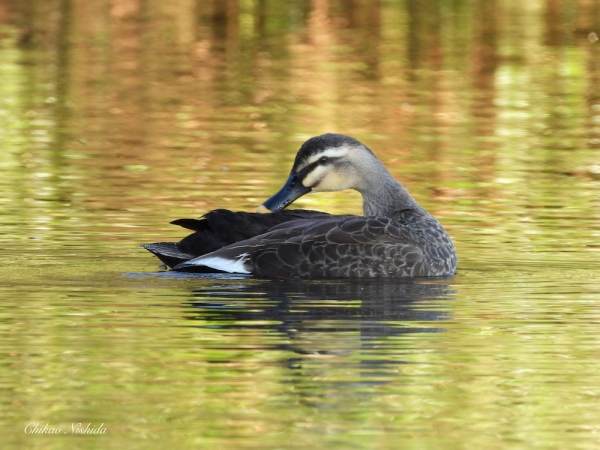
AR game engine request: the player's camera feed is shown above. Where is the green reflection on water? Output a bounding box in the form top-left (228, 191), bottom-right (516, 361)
top-left (1, 0), bottom-right (600, 449)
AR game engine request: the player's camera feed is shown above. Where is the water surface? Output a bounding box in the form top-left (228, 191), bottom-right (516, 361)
top-left (1, 1), bottom-right (600, 449)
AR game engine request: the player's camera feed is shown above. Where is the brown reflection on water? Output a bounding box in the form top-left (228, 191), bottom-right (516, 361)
top-left (0, 0), bottom-right (599, 256)
top-left (544, 0), bottom-right (565, 47)
top-left (581, 0), bottom-right (600, 150)
top-left (469, 0), bottom-right (499, 199)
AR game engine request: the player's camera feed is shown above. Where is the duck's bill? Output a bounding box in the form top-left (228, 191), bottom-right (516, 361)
top-left (258, 173), bottom-right (311, 213)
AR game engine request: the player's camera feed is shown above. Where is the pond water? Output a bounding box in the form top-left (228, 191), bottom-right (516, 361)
top-left (2, 0), bottom-right (600, 448)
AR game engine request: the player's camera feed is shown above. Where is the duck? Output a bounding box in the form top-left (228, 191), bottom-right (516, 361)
top-left (142, 133), bottom-right (457, 278)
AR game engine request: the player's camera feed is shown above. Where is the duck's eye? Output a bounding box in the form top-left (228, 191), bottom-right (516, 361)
top-left (319, 156), bottom-right (328, 165)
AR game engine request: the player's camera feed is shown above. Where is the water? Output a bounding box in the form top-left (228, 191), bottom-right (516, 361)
top-left (2, 0), bottom-right (600, 448)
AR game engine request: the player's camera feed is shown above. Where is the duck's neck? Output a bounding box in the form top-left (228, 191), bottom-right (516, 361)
top-left (359, 163), bottom-right (419, 217)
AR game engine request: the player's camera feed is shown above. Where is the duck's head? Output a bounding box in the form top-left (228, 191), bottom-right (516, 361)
top-left (258, 133), bottom-right (379, 213)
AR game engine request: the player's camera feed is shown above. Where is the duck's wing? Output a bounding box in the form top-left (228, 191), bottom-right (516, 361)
top-left (141, 242), bottom-right (197, 269)
top-left (173, 216), bottom-right (430, 278)
top-left (141, 209), bottom-right (333, 269)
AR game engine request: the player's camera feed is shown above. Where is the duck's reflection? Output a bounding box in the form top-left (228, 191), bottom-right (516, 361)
top-left (183, 278), bottom-right (455, 377)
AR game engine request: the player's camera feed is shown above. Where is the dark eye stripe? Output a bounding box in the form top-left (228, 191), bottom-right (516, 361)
top-left (296, 156), bottom-right (338, 184)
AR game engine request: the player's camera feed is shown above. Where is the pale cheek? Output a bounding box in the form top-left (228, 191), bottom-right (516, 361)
top-left (313, 172), bottom-right (352, 192)
top-left (302, 166), bottom-right (326, 188)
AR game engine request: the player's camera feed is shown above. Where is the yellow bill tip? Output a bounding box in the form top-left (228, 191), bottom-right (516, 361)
top-left (256, 204), bottom-right (270, 214)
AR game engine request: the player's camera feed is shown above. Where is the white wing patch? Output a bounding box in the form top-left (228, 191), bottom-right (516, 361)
top-left (186, 252), bottom-right (251, 274)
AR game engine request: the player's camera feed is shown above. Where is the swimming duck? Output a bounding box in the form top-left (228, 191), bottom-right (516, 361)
top-left (142, 133), bottom-right (457, 277)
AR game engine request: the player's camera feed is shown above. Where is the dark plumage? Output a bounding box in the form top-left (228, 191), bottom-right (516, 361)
top-left (142, 134), bottom-right (458, 278)
top-left (142, 209), bottom-right (333, 271)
